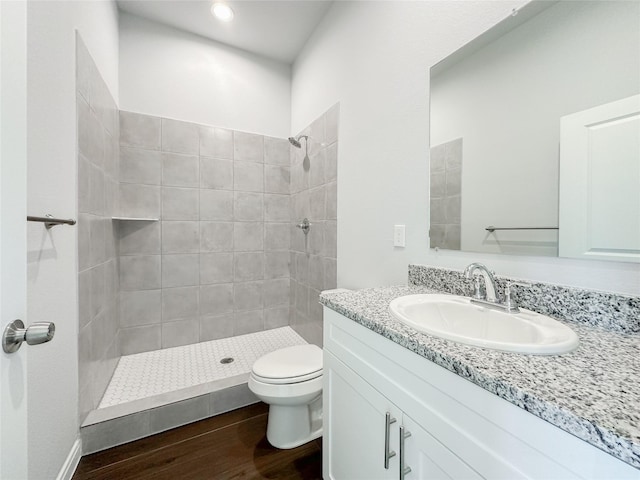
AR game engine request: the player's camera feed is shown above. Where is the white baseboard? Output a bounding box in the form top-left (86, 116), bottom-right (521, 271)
top-left (56, 438), bottom-right (82, 480)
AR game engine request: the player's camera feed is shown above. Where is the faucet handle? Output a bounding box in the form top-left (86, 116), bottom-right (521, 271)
top-left (471, 274), bottom-right (484, 299)
top-left (503, 281), bottom-right (531, 313)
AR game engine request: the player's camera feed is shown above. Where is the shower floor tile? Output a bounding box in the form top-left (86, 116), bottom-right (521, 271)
top-left (99, 327), bottom-right (306, 409)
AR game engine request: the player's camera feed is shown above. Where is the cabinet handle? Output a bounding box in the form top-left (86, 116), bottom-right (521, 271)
top-left (400, 426), bottom-right (411, 479)
top-left (384, 412), bottom-right (397, 469)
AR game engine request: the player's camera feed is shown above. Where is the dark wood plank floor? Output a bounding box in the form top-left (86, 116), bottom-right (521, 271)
top-left (73, 403), bottom-right (323, 479)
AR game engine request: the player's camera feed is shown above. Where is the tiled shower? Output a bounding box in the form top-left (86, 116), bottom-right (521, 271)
top-left (76, 34), bottom-right (338, 433)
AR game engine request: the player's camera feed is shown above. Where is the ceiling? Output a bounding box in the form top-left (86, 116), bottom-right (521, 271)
top-left (117, 0), bottom-right (334, 64)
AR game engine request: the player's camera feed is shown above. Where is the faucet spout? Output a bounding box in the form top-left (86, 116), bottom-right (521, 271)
top-left (463, 263), bottom-right (498, 303)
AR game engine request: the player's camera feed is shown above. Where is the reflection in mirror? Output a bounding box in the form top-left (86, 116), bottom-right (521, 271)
top-left (429, 0), bottom-right (640, 262)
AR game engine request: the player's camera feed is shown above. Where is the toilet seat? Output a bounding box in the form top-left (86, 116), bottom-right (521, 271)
top-left (251, 344), bottom-right (322, 385)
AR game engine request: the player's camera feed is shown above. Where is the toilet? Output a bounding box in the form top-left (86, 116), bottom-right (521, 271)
top-left (248, 344), bottom-right (323, 449)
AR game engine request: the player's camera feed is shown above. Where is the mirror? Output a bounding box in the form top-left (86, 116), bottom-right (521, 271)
top-left (429, 0), bottom-right (640, 263)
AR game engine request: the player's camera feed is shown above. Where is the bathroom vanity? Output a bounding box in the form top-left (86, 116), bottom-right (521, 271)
top-left (321, 285), bottom-right (640, 479)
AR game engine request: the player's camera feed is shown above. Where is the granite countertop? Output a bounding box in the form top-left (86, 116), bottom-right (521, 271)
top-left (319, 285), bottom-right (640, 469)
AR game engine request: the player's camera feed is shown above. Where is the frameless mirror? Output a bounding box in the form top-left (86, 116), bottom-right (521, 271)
top-left (429, 0), bottom-right (640, 263)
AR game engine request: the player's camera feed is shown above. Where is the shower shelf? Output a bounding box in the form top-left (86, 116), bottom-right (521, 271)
top-left (111, 216), bottom-right (159, 221)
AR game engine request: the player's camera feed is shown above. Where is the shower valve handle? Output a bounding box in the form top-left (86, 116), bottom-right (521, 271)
top-left (296, 218), bottom-right (311, 235)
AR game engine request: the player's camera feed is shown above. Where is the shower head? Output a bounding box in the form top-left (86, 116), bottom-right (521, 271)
top-left (288, 135), bottom-right (308, 149)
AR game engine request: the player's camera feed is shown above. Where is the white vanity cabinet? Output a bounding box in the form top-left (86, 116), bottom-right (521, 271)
top-left (322, 308), bottom-right (640, 480)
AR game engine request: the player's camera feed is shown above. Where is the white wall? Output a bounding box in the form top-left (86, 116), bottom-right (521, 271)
top-left (431, 0), bottom-right (639, 255)
top-left (119, 12), bottom-right (291, 138)
top-left (291, 0), bottom-right (640, 296)
top-left (26, 1), bottom-right (119, 478)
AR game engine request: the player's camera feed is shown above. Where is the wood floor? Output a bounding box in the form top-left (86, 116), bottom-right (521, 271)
top-left (73, 403), bottom-right (323, 479)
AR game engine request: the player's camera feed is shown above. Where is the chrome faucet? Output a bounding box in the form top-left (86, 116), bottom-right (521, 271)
top-left (463, 263), bottom-right (498, 303)
top-left (463, 263), bottom-right (531, 313)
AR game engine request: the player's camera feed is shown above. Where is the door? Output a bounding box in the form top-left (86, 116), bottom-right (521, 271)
top-left (401, 413), bottom-right (481, 480)
top-left (324, 350), bottom-right (397, 480)
top-left (559, 94), bottom-right (640, 262)
top-left (0, 1), bottom-right (29, 478)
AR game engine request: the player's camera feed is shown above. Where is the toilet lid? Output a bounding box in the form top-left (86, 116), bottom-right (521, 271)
top-left (252, 344), bottom-right (322, 381)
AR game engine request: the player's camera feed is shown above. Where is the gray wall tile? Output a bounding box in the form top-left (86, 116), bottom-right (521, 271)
top-left (265, 165), bottom-right (290, 194)
top-left (199, 314), bottom-right (234, 341)
top-left (234, 192), bottom-right (263, 221)
top-left (308, 255), bottom-right (324, 291)
top-left (161, 118), bottom-right (199, 155)
top-left (162, 187), bottom-right (199, 220)
top-left (200, 157), bottom-right (233, 190)
top-left (200, 189), bottom-right (233, 221)
top-left (264, 278), bottom-right (290, 308)
top-left (120, 111), bottom-right (161, 150)
top-left (119, 290), bottom-right (162, 327)
top-left (210, 384), bottom-right (258, 415)
top-left (234, 281), bottom-right (263, 311)
top-left (162, 254), bottom-right (200, 287)
top-left (161, 318), bottom-right (200, 349)
top-left (264, 223), bottom-right (290, 251)
top-left (199, 126), bottom-right (233, 159)
top-left (234, 131), bottom-right (263, 163)
top-left (119, 183), bottom-right (161, 218)
top-left (120, 147), bottom-right (161, 185)
top-left (265, 251), bottom-right (289, 279)
top-left (234, 161), bottom-right (263, 192)
top-left (77, 39), bottom-right (121, 422)
top-left (200, 222), bottom-right (233, 252)
top-left (200, 253), bottom-right (234, 285)
top-left (234, 223), bottom-right (263, 252)
top-left (119, 220), bottom-right (161, 255)
top-left (89, 215), bottom-right (106, 266)
top-left (264, 306), bottom-right (289, 329)
top-left (148, 395), bottom-right (209, 432)
top-left (91, 264), bottom-right (106, 318)
top-left (309, 149), bottom-right (325, 189)
top-left (264, 137), bottom-right (290, 166)
top-left (162, 221), bottom-right (199, 253)
top-left (326, 181), bottom-right (337, 220)
top-left (264, 194), bottom-right (290, 222)
top-left (119, 255), bottom-right (161, 291)
top-left (323, 257), bottom-right (337, 290)
top-left (162, 153), bottom-right (199, 187)
top-left (79, 269), bottom-right (92, 330)
top-left (81, 410), bottom-right (151, 454)
top-left (162, 286), bottom-right (199, 321)
top-left (235, 310), bottom-right (264, 335)
top-left (118, 324), bottom-right (162, 355)
top-left (309, 186), bottom-right (326, 221)
top-left (234, 252), bottom-right (264, 282)
top-left (79, 155), bottom-right (91, 213)
top-left (78, 214), bottom-right (91, 271)
top-left (200, 283), bottom-right (234, 316)
top-left (324, 221), bottom-right (337, 258)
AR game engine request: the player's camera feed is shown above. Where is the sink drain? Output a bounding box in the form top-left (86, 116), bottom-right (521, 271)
top-left (220, 357), bottom-right (234, 364)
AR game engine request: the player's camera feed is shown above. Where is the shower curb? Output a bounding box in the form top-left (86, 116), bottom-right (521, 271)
top-left (80, 383), bottom-right (258, 454)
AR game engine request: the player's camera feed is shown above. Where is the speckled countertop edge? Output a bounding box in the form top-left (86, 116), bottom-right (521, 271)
top-left (320, 285), bottom-right (640, 469)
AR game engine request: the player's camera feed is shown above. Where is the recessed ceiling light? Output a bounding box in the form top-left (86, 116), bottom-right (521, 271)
top-left (211, 3), bottom-right (234, 22)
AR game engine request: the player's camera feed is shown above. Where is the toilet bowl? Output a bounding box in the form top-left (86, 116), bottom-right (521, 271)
top-left (248, 344), bottom-right (323, 449)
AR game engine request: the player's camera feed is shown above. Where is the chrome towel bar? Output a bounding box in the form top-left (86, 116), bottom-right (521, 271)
top-left (486, 226), bottom-right (558, 233)
top-left (27, 215), bottom-right (76, 229)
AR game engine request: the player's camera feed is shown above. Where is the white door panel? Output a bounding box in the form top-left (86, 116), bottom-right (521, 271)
top-left (0, 1), bottom-right (29, 477)
top-left (559, 94), bottom-right (640, 262)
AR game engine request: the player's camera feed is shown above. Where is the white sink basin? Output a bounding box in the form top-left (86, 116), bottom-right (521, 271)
top-left (388, 294), bottom-right (579, 355)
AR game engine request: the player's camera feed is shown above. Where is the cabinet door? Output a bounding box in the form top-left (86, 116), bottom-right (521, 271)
top-left (324, 350), bottom-right (398, 480)
top-left (402, 413), bottom-right (482, 480)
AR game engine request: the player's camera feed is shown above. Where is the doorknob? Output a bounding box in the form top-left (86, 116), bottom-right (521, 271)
top-left (2, 319), bottom-right (55, 353)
